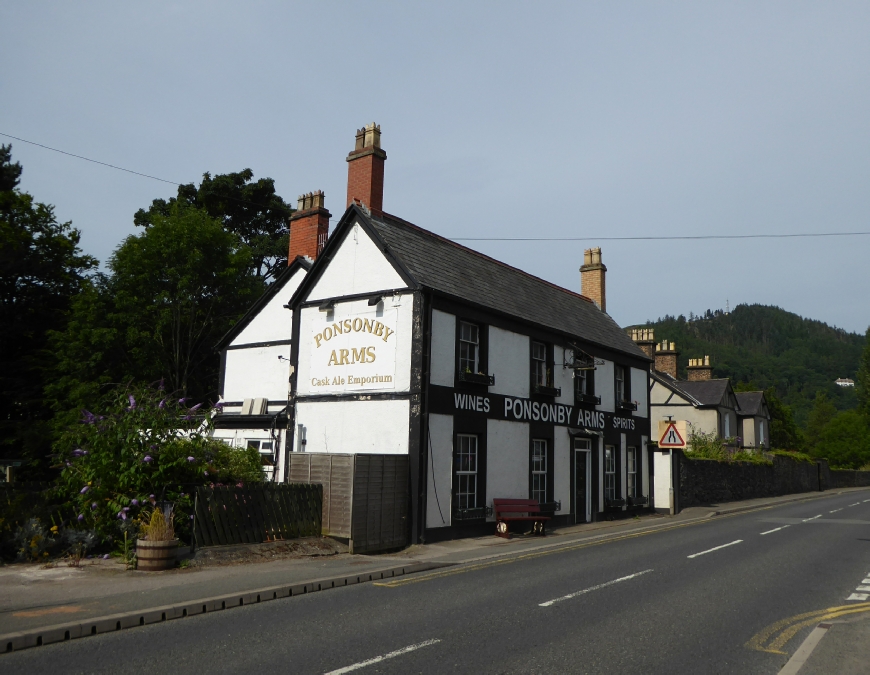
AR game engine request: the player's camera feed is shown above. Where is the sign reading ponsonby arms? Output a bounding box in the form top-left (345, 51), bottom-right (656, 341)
top-left (308, 310), bottom-right (398, 393)
top-left (429, 385), bottom-right (646, 434)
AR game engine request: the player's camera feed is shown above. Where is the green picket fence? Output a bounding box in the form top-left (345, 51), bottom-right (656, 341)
top-left (193, 484), bottom-right (322, 548)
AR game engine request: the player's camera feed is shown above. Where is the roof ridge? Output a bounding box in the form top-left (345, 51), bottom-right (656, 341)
top-left (378, 211), bottom-right (595, 306)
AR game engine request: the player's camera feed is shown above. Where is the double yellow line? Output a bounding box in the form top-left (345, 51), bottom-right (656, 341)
top-left (745, 602), bottom-right (870, 654)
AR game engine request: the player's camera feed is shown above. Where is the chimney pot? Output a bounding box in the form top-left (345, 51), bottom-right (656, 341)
top-left (580, 247), bottom-right (607, 312)
top-left (654, 340), bottom-right (679, 379)
top-left (347, 123), bottom-right (387, 212)
top-left (288, 190), bottom-right (330, 263)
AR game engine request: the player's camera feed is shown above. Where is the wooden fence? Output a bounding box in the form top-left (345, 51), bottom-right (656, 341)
top-left (287, 453), bottom-right (409, 554)
top-left (193, 484), bottom-right (322, 548)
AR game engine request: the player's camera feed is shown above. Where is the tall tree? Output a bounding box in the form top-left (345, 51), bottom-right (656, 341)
top-left (0, 144), bottom-right (97, 474)
top-left (764, 386), bottom-right (803, 450)
top-left (814, 410), bottom-right (870, 469)
top-left (134, 170), bottom-right (293, 282)
top-left (49, 205), bottom-right (263, 420)
top-left (805, 391), bottom-right (838, 452)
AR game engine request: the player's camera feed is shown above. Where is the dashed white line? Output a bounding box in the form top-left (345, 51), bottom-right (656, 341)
top-left (849, 502), bottom-right (861, 507)
top-left (829, 508), bottom-right (843, 513)
top-left (847, 593), bottom-right (869, 602)
top-left (324, 639), bottom-right (441, 674)
top-left (803, 515), bottom-right (822, 521)
top-left (539, 569), bottom-right (654, 607)
top-left (687, 540), bottom-right (743, 559)
top-left (864, 499), bottom-right (870, 503)
top-left (760, 526), bottom-right (790, 535)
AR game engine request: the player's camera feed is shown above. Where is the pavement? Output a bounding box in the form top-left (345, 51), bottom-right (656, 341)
top-left (2, 485), bottom-right (869, 673)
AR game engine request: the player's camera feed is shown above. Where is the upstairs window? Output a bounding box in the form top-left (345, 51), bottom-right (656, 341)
top-left (459, 321), bottom-right (479, 375)
top-left (532, 341), bottom-right (549, 387)
top-left (615, 365), bottom-right (626, 403)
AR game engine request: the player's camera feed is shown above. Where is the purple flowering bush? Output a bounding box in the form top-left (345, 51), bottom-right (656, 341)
top-left (54, 384), bottom-right (261, 544)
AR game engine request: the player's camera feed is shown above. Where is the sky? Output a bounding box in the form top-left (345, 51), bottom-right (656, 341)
top-left (2, 1), bottom-right (869, 334)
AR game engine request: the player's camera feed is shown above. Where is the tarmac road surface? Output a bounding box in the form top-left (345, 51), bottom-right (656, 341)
top-left (4, 489), bottom-right (870, 674)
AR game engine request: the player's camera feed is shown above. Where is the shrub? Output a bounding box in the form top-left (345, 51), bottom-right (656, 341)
top-left (686, 426), bottom-right (771, 465)
top-left (52, 383), bottom-right (262, 545)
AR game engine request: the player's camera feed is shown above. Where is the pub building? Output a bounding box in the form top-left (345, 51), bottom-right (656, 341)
top-left (216, 124), bottom-right (653, 544)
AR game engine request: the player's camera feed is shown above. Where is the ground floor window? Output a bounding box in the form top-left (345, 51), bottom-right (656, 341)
top-left (604, 445), bottom-right (616, 501)
top-left (247, 438), bottom-right (275, 476)
top-left (627, 446), bottom-right (637, 498)
top-left (455, 434), bottom-right (479, 510)
top-left (532, 439), bottom-right (548, 503)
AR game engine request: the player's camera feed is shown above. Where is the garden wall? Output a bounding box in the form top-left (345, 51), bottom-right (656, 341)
top-left (677, 452), bottom-right (870, 508)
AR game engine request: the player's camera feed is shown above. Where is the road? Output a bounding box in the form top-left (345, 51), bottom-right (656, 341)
top-left (5, 489), bottom-right (870, 674)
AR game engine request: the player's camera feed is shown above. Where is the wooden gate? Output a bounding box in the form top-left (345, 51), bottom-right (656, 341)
top-left (287, 453), bottom-right (409, 554)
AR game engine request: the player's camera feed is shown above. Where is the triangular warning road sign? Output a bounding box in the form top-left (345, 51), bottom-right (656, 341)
top-left (659, 422), bottom-right (685, 448)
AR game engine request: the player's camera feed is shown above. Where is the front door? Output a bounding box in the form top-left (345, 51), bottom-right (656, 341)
top-left (574, 437), bottom-right (591, 524)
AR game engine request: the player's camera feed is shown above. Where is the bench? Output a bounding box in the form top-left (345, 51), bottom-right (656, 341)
top-left (493, 498), bottom-right (551, 539)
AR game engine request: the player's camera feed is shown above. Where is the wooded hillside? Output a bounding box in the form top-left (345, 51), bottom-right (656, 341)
top-left (629, 304), bottom-right (866, 426)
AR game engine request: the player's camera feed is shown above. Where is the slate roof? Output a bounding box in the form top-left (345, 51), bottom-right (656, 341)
top-left (735, 392), bottom-right (764, 416)
top-left (361, 210), bottom-right (650, 361)
top-left (650, 370), bottom-right (730, 407)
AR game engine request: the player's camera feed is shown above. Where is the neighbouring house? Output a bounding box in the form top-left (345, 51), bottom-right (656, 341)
top-left (836, 378), bottom-right (855, 387)
top-left (216, 123), bottom-right (653, 546)
top-left (634, 331), bottom-right (769, 449)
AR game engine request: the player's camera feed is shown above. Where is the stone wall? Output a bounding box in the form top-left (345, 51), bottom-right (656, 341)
top-left (676, 452), bottom-right (870, 508)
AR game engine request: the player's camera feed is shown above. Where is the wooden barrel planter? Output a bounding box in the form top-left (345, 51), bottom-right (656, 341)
top-left (136, 539), bottom-right (178, 571)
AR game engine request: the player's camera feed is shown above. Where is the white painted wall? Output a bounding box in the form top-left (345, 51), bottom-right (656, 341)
top-left (293, 399), bottom-right (410, 454)
top-left (631, 367), bottom-right (648, 418)
top-left (653, 451), bottom-right (671, 510)
top-left (489, 327), bottom-right (529, 398)
top-left (597, 360), bottom-right (615, 412)
top-left (430, 310), bottom-right (455, 387)
top-left (307, 221), bottom-right (406, 301)
top-left (426, 414), bottom-right (453, 528)
top-left (223, 344), bottom-right (290, 402)
top-left (740, 417), bottom-right (757, 447)
top-left (554, 428), bottom-right (570, 515)
top-left (296, 295), bottom-right (414, 396)
top-left (232, 270), bottom-right (304, 345)
top-left (486, 419), bottom-right (529, 506)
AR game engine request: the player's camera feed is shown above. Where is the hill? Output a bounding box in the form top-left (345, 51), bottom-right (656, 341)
top-left (629, 304), bottom-right (866, 426)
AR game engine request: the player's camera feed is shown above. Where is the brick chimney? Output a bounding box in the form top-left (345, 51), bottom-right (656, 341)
top-left (687, 355), bottom-right (713, 381)
top-left (631, 328), bottom-right (656, 359)
top-left (580, 247), bottom-right (606, 312)
top-left (288, 190), bottom-right (330, 262)
top-left (654, 340), bottom-right (679, 379)
top-left (346, 123), bottom-right (387, 212)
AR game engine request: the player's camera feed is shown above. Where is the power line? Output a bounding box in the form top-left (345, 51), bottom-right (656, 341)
top-left (0, 132), bottom-right (181, 185)
top-left (5, 131), bottom-right (868, 243)
top-left (448, 232), bottom-right (870, 242)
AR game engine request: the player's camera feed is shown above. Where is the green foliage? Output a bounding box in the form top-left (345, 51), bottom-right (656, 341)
top-left (134, 169), bottom-right (293, 282)
top-left (810, 410), bottom-right (870, 469)
top-left (631, 304), bottom-right (865, 426)
top-left (770, 450), bottom-right (815, 464)
top-left (0, 145), bottom-right (98, 476)
top-left (53, 383), bottom-right (262, 544)
top-left (686, 427), bottom-right (771, 464)
top-left (48, 205), bottom-right (264, 419)
top-left (857, 326), bottom-right (870, 417)
top-left (763, 386), bottom-right (803, 450)
top-left (805, 392), bottom-right (838, 453)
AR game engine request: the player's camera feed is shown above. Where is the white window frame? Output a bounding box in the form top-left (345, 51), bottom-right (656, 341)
top-left (627, 447), bottom-right (637, 498)
top-left (532, 439), bottom-right (548, 503)
top-left (615, 365), bottom-right (625, 404)
top-left (759, 419), bottom-right (765, 447)
top-left (605, 445), bottom-right (616, 501)
top-left (532, 341), bottom-right (549, 387)
top-left (455, 434), bottom-right (478, 510)
top-left (459, 321), bottom-right (479, 375)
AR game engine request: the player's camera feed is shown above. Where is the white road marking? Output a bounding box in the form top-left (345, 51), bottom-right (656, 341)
top-left (862, 578), bottom-right (870, 584)
top-left (849, 503), bottom-right (860, 507)
top-left (864, 499), bottom-right (870, 503)
top-left (539, 569), bottom-right (654, 607)
top-left (847, 593), bottom-right (869, 601)
top-left (777, 623), bottom-right (831, 675)
top-left (802, 515), bottom-right (822, 521)
top-left (760, 525), bottom-right (790, 535)
top-left (687, 540), bottom-right (743, 559)
top-left (323, 639), bottom-right (441, 674)
top-left (856, 586), bottom-right (870, 592)
top-left (829, 509), bottom-right (843, 513)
